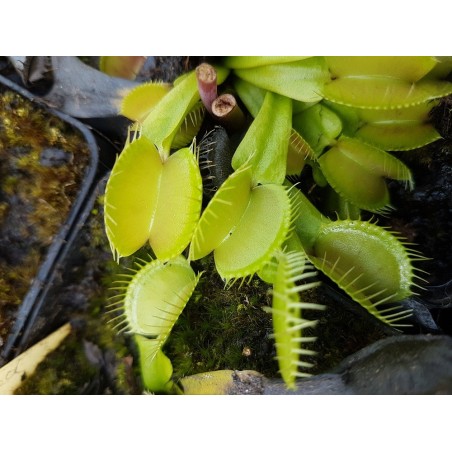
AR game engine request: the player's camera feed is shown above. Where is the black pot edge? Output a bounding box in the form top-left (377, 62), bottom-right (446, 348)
top-left (0, 75), bottom-right (100, 365)
top-left (16, 174), bottom-right (110, 355)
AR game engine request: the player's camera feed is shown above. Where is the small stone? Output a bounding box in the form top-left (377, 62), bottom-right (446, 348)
top-left (40, 147), bottom-right (73, 167)
top-left (337, 334), bottom-right (452, 394)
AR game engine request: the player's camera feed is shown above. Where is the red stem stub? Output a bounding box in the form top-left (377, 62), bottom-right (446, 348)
top-left (196, 63), bottom-right (217, 114)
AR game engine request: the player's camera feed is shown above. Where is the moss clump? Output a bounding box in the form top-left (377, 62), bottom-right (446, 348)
top-left (0, 88), bottom-right (90, 346)
top-left (165, 255), bottom-right (280, 383)
top-left (14, 329), bottom-right (101, 395)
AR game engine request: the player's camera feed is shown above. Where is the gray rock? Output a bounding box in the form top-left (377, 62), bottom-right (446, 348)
top-left (336, 334), bottom-right (452, 394)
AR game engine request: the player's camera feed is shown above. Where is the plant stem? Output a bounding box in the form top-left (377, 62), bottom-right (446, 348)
top-left (196, 63), bottom-right (217, 114)
top-left (211, 93), bottom-right (246, 132)
top-left (285, 182), bottom-right (328, 253)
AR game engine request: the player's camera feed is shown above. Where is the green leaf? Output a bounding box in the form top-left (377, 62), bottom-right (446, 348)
top-left (292, 103), bottom-right (342, 156)
top-left (232, 81), bottom-right (313, 175)
top-left (357, 122), bottom-right (441, 151)
top-left (189, 165), bottom-right (253, 261)
top-left (318, 137), bottom-right (413, 213)
top-left (352, 102), bottom-right (441, 150)
top-left (119, 255), bottom-right (200, 392)
top-left (148, 147), bottom-right (203, 261)
top-left (104, 136), bottom-right (162, 260)
top-left (142, 65), bottom-right (229, 156)
top-left (214, 184), bottom-right (291, 281)
top-left (104, 137), bottom-right (202, 261)
top-left (223, 56), bottom-right (310, 69)
top-left (233, 77), bottom-right (266, 117)
top-left (308, 220), bottom-right (418, 327)
top-left (325, 101), bottom-right (441, 150)
top-left (325, 56), bottom-right (438, 82)
top-left (234, 57), bottom-right (330, 102)
top-left (232, 90), bottom-right (292, 184)
top-left (267, 250), bottom-right (322, 388)
top-left (289, 186), bottom-right (421, 327)
top-left (322, 77), bottom-right (452, 109)
top-left (123, 255), bottom-right (199, 337)
top-left (135, 339), bottom-right (174, 393)
top-left (120, 82), bottom-right (172, 122)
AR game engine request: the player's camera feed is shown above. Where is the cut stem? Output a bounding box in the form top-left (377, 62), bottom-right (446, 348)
top-left (211, 93), bottom-right (246, 132)
top-left (196, 63), bottom-right (217, 114)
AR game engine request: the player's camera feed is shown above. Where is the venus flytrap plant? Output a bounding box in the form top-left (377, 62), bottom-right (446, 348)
top-left (318, 136), bottom-right (414, 214)
top-left (188, 163), bottom-right (293, 282)
top-left (102, 57), bottom-right (452, 392)
top-left (232, 77), bottom-right (316, 176)
top-left (227, 57), bottom-right (330, 103)
top-left (231, 90), bottom-right (292, 184)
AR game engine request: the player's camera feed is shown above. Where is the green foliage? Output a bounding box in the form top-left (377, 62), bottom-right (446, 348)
top-left (264, 250), bottom-right (323, 388)
top-left (104, 137), bottom-right (202, 261)
top-left (120, 82), bottom-right (172, 122)
top-left (232, 91), bottom-right (292, 184)
top-left (318, 136), bottom-right (413, 213)
top-left (108, 255), bottom-right (200, 393)
top-left (99, 56), bottom-right (146, 80)
top-left (232, 57), bottom-right (330, 102)
top-left (102, 56), bottom-right (452, 392)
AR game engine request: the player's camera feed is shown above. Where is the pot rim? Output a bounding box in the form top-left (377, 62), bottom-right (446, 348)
top-left (0, 75), bottom-right (99, 365)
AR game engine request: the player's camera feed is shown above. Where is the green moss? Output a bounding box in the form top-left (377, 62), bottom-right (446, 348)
top-left (14, 333), bottom-right (100, 395)
top-left (0, 88), bottom-right (91, 345)
top-left (166, 255), bottom-right (280, 382)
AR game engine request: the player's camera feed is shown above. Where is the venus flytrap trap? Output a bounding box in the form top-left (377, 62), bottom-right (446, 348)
top-left (317, 136), bottom-right (414, 214)
top-left (107, 255), bottom-right (201, 393)
top-left (103, 57), bottom-right (452, 392)
top-left (263, 250), bottom-right (324, 389)
top-left (104, 137), bottom-right (203, 261)
top-left (189, 163), bottom-right (293, 282)
top-left (99, 56), bottom-right (147, 81)
top-left (289, 185), bottom-right (425, 327)
top-left (324, 101), bottom-right (442, 151)
top-left (321, 56), bottom-right (452, 109)
top-left (120, 82), bottom-right (172, 122)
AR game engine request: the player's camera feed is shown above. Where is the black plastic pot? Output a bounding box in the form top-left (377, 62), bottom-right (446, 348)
top-left (11, 173), bottom-right (138, 394)
top-left (0, 75), bottom-right (100, 365)
top-left (14, 174), bottom-right (109, 357)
